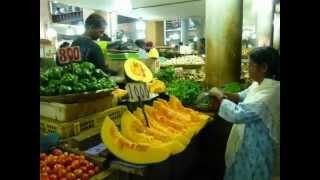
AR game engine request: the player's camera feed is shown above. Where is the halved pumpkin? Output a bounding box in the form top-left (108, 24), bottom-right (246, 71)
top-left (101, 116), bottom-right (170, 164)
top-left (124, 58), bottom-right (153, 83)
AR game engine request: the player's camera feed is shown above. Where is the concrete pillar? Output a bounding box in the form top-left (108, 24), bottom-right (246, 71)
top-left (273, 3), bottom-right (280, 50)
top-left (40, 0), bottom-right (51, 39)
top-left (205, 0), bottom-right (243, 87)
top-left (155, 21), bottom-right (164, 46)
top-left (255, 0), bottom-right (274, 47)
top-left (146, 21), bottom-right (164, 46)
top-left (180, 18), bottom-right (189, 45)
top-left (109, 12), bottom-right (118, 41)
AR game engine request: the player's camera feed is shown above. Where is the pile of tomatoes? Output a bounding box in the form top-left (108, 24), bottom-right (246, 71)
top-left (40, 148), bottom-right (100, 180)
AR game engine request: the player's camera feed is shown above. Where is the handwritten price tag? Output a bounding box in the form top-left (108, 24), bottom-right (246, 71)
top-left (58, 46), bottom-right (81, 64)
top-left (125, 83), bottom-right (150, 102)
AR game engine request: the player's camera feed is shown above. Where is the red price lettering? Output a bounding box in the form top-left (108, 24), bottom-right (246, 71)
top-left (58, 48), bottom-right (69, 64)
top-left (58, 47), bottom-right (81, 64)
top-left (67, 47), bottom-right (74, 61)
top-left (73, 47), bottom-right (80, 62)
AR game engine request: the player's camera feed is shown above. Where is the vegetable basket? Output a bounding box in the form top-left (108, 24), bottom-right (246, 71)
top-left (40, 106), bottom-right (120, 139)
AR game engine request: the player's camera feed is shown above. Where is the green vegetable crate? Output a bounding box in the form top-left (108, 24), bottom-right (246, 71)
top-left (40, 106), bottom-right (117, 139)
top-left (106, 53), bottom-right (139, 80)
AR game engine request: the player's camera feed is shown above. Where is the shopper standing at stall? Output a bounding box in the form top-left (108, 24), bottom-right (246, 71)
top-left (210, 47), bottom-right (280, 180)
top-left (71, 13), bottom-right (116, 75)
top-left (135, 39), bottom-right (148, 60)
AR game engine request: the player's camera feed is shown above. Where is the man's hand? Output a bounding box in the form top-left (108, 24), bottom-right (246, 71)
top-left (209, 87), bottom-right (224, 100)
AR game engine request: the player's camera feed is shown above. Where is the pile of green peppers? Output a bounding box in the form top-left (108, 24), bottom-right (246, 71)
top-left (40, 62), bottom-right (116, 96)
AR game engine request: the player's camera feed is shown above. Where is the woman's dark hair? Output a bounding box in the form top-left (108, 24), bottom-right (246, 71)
top-left (249, 47), bottom-right (280, 81)
top-left (85, 13), bottom-right (107, 30)
top-left (135, 39), bottom-right (145, 49)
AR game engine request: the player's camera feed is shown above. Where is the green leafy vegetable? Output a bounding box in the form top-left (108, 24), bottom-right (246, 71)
top-left (221, 82), bottom-right (242, 93)
top-left (167, 80), bottom-right (202, 106)
top-left (155, 67), bottom-right (176, 85)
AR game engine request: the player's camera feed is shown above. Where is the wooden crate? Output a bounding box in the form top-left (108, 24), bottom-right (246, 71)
top-left (40, 95), bottom-right (114, 122)
top-left (40, 108), bottom-right (108, 139)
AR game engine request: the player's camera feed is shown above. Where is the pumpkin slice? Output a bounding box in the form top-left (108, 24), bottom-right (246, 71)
top-left (134, 108), bottom-right (190, 146)
top-left (121, 110), bottom-right (186, 154)
top-left (124, 58), bottom-right (153, 83)
top-left (101, 117), bottom-right (170, 164)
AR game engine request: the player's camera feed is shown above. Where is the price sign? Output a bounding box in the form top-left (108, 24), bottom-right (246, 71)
top-left (125, 83), bottom-right (150, 102)
top-left (58, 46), bottom-right (81, 64)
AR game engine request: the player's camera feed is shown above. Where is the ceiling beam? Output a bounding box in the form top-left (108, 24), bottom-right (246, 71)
top-left (133, 0), bottom-right (202, 10)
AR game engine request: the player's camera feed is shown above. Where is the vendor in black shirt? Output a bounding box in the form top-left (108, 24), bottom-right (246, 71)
top-left (71, 13), bottom-right (117, 75)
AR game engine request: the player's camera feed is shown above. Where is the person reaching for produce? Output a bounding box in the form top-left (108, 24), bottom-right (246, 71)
top-left (209, 47), bottom-right (280, 180)
top-left (70, 13), bottom-right (117, 75)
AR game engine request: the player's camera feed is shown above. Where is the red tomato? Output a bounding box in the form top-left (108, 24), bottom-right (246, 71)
top-left (81, 173), bottom-right (89, 180)
top-left (60, 178), bottom-right (67, 180)
top-left (87, 162), bottom-right (94, 170)
top-left (58, 169), bottom-right (67, 177)
top-left (58, 155), bottom-right (66, 165)
top-left (66, 165), bottom-right (73, 173)
top-left (64, 157), bottom-right (73, 166)
top-left (88, 169), bottom-right (95, 176)
top-left (52, 164), bottom-right (63, 173)
top-left (69, 153), bottom-right (76, 159)
top-left (80, 166), bottom-right (87, 173)
top-left (41, 166), bottom-right (51, 173)
top-left (40, 173), bottom-right (49, 180)
top-left (49, 174), bottom-right (58, 180)
top-left (52, 148), bottom-right (63, 156)
top-left (73, 169), bottom-right (83, 177)
top-left (71, 160), bottom-right (80, 169)
top-left (94, 166), bottom-right (100, 174)
top-left (40, 153), bottom-right (47, 160)
top-left (79, 159), bottom-right (86, 166)
top-left (79, 155), bottom-right (85, 160)
top-left (40, 161), bottom-right (47, 168)
top-left (66, 172), bottom-right (76, 180)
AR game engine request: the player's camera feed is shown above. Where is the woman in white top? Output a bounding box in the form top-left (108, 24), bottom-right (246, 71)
top-left (210, 47), bottom-right (280, 180)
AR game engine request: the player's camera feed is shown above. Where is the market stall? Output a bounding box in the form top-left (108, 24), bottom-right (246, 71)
top-left (40, 0), bottom-right (280, 179)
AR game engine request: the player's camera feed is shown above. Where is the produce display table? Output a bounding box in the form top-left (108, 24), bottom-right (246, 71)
top-left (57, 108), bottom-right (216, 180)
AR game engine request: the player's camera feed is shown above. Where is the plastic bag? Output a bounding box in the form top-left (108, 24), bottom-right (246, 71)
top-left (194, 91), bottom-right (214, 111)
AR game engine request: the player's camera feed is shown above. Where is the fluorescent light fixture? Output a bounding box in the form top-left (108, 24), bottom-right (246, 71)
top-left (114, 0), bottom-right (132, 13)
